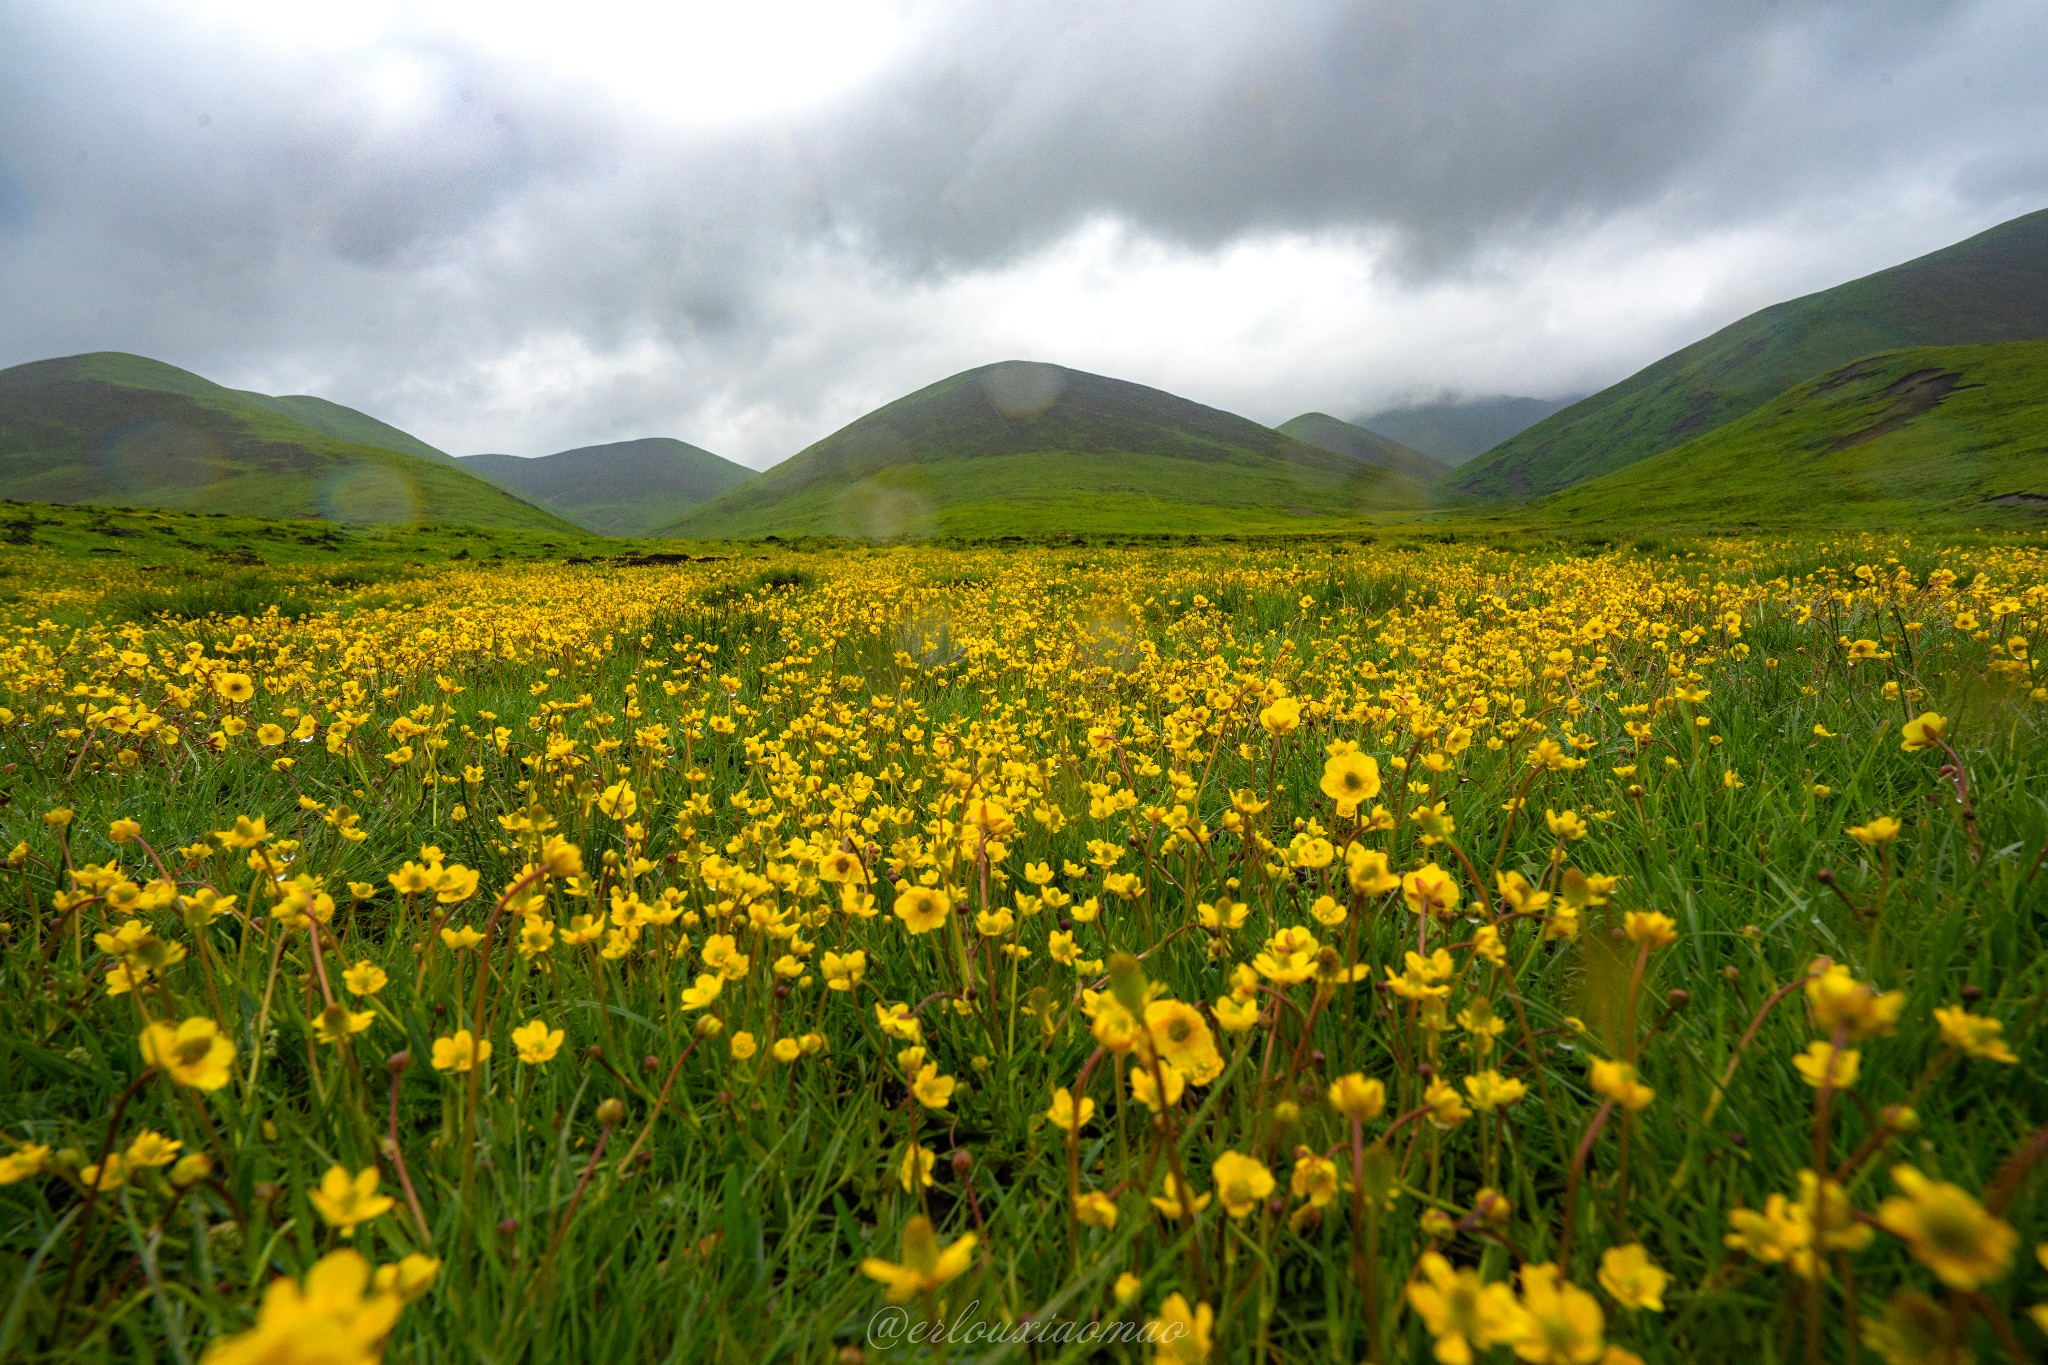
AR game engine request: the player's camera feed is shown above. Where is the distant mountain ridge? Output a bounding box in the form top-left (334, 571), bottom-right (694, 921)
top-left (1275, 413), bottom-right (1445, 480)
top-left (1454, 207), bottom-right (2048, 497)
top-left (22, 207), bottom-right (2048, 542)
top-left (463, 438), bottom-right (753, 536)
top-left (0, 352), bottom-right (577, 532)
top-left (1354, 395), bottom-right (1577, 464)
top-left (663, 360), bottom-right (1438, 539)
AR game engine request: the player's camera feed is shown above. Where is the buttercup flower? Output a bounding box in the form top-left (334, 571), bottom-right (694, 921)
top-left (511, 1019), bottom-right (564, 1064)
top-left (1791, 1040), bottom-right (1860, 1090)
top-left (430, 1030), bottom-right (491, 1073)
top-left (1150, 1293), bottom-right (1215, 1365)
top-left (1074, 1190), bottom-right (1118, 1228)
top-left (1597, 1245), bottom-right (1667, 1312)
top-left (1319, 750), bottom-right (1381, 814)
top-left (1899, 711), bottom-right (1947, 751)
top-left (342, 961), bottom-right (388, 996)
top-left (1588, 1059), bottom-right (1654, 1112)
top-left (140, 1017), bottom-right (236, 1091)
top-left (912, 1063), bottom-right (956, 1109)
top-left (201, 1250), bottom-right (401, 1365)
top-left (1328, 1071), bottom-right (1387, 1121)
top-left (1145, 998), bottom-right (1223, 1084)
top-left (1149, 1173), bottom-right (1212, 1220)
top-left (1047, 1086), bottom-right (1095, 1132)
top-left (1876, 1165), bottom-right (2016, 1291)
top-left (1211, 1150), bottom-right (1275, 1219)
top-left (1407, 1252), bottom-right (1530, 1364)
top-left (309, 1165), bottom-right (394, 1238)
top-left (1402, 863), bottom-right (1461, 918)
top-left (372, 1253), bottom-right (441, 1303)
top-left (860, 1215), bottom-right (976, 1304)
top-left (1934, 1005), bottom-right (2018, 1063)
top-left (1514, 1262), bottom-right (1605, 1364)
top-left (893, 885), bottom-right (952, 935)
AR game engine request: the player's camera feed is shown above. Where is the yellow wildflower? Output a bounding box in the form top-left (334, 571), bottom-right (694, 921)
top-left (1876, 1165), bottom-right (2016, 1291)
top-left (139, 1017), bottom-right (236, 1091)
top-left (1407, 1251), bottom-right (1530, 1364)
top-left (511, 1019), bottom-right (564, 1064)
top-left (1211, 1150), bottom-right (1274, 1219)
top-left (429, 1030), bottom-right (491, 1073)
top-left (859, 1215), bottom-right (976, 1304)
top-left (1150, 1292), bottom-right (1215, 1364)
top-left (309, 1166), bottom-right (393, 1238)
top-left (1596, 1244), bottom-right (1667, 1312)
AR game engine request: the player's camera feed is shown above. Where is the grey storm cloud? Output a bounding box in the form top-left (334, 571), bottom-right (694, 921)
top-left (0, 0), bottom-right (2044, 464)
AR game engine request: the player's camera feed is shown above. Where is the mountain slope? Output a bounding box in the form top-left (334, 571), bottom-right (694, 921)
top-left (1355, 395), bottom-right (1577, 465)
top-left (463, 438), bottom-right (754, 536)
top-left (0, 352), bottom-right (579, 532)
top-left (1536, 341), bottom-right (2048, 527)
top-left (1275, 413), bottom-right (1446, 480)
top-left (1454, 207), bottom-right (2048, 497)
top-left (247, 394), bottom-right (462, 467)
top-left (661, 361), bottom-right (1436, 539)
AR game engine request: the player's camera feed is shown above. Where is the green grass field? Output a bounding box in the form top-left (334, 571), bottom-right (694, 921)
top-left (665, 450), bottom-right (1447, 540)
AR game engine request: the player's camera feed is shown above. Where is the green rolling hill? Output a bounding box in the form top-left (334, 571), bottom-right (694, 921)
top-left (660, 361), bottom-right (1439, 539)
top-left (1533, 340), bottom-right (2048, 527)
top-left (463, 438), bottom-right (753, 536)
top-left (1454, 207), bottom-right (2048, 497)
top-left (0, 352), bottom-right (578, 532)
top-left (1275, 413), bottom-right (1446, 480)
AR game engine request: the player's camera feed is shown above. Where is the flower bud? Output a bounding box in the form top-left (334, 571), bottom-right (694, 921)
top-left (1107, 951), bottom-right (1149, 1017)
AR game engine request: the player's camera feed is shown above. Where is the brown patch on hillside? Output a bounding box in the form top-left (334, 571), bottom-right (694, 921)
top-left (1666, 387), bottom-right (1724, 441)
top-left (1811, 358), bottom-right (1881, 395)
top-left (1826, 369), bottom-right (1969, 451)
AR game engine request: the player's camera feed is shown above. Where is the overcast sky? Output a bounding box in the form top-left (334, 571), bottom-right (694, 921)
top-left (2, 1), bottom-right (2044, 467)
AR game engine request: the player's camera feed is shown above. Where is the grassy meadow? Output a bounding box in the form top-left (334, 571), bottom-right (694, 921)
top-left (1, 507), bottom-right (2046, 1363)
